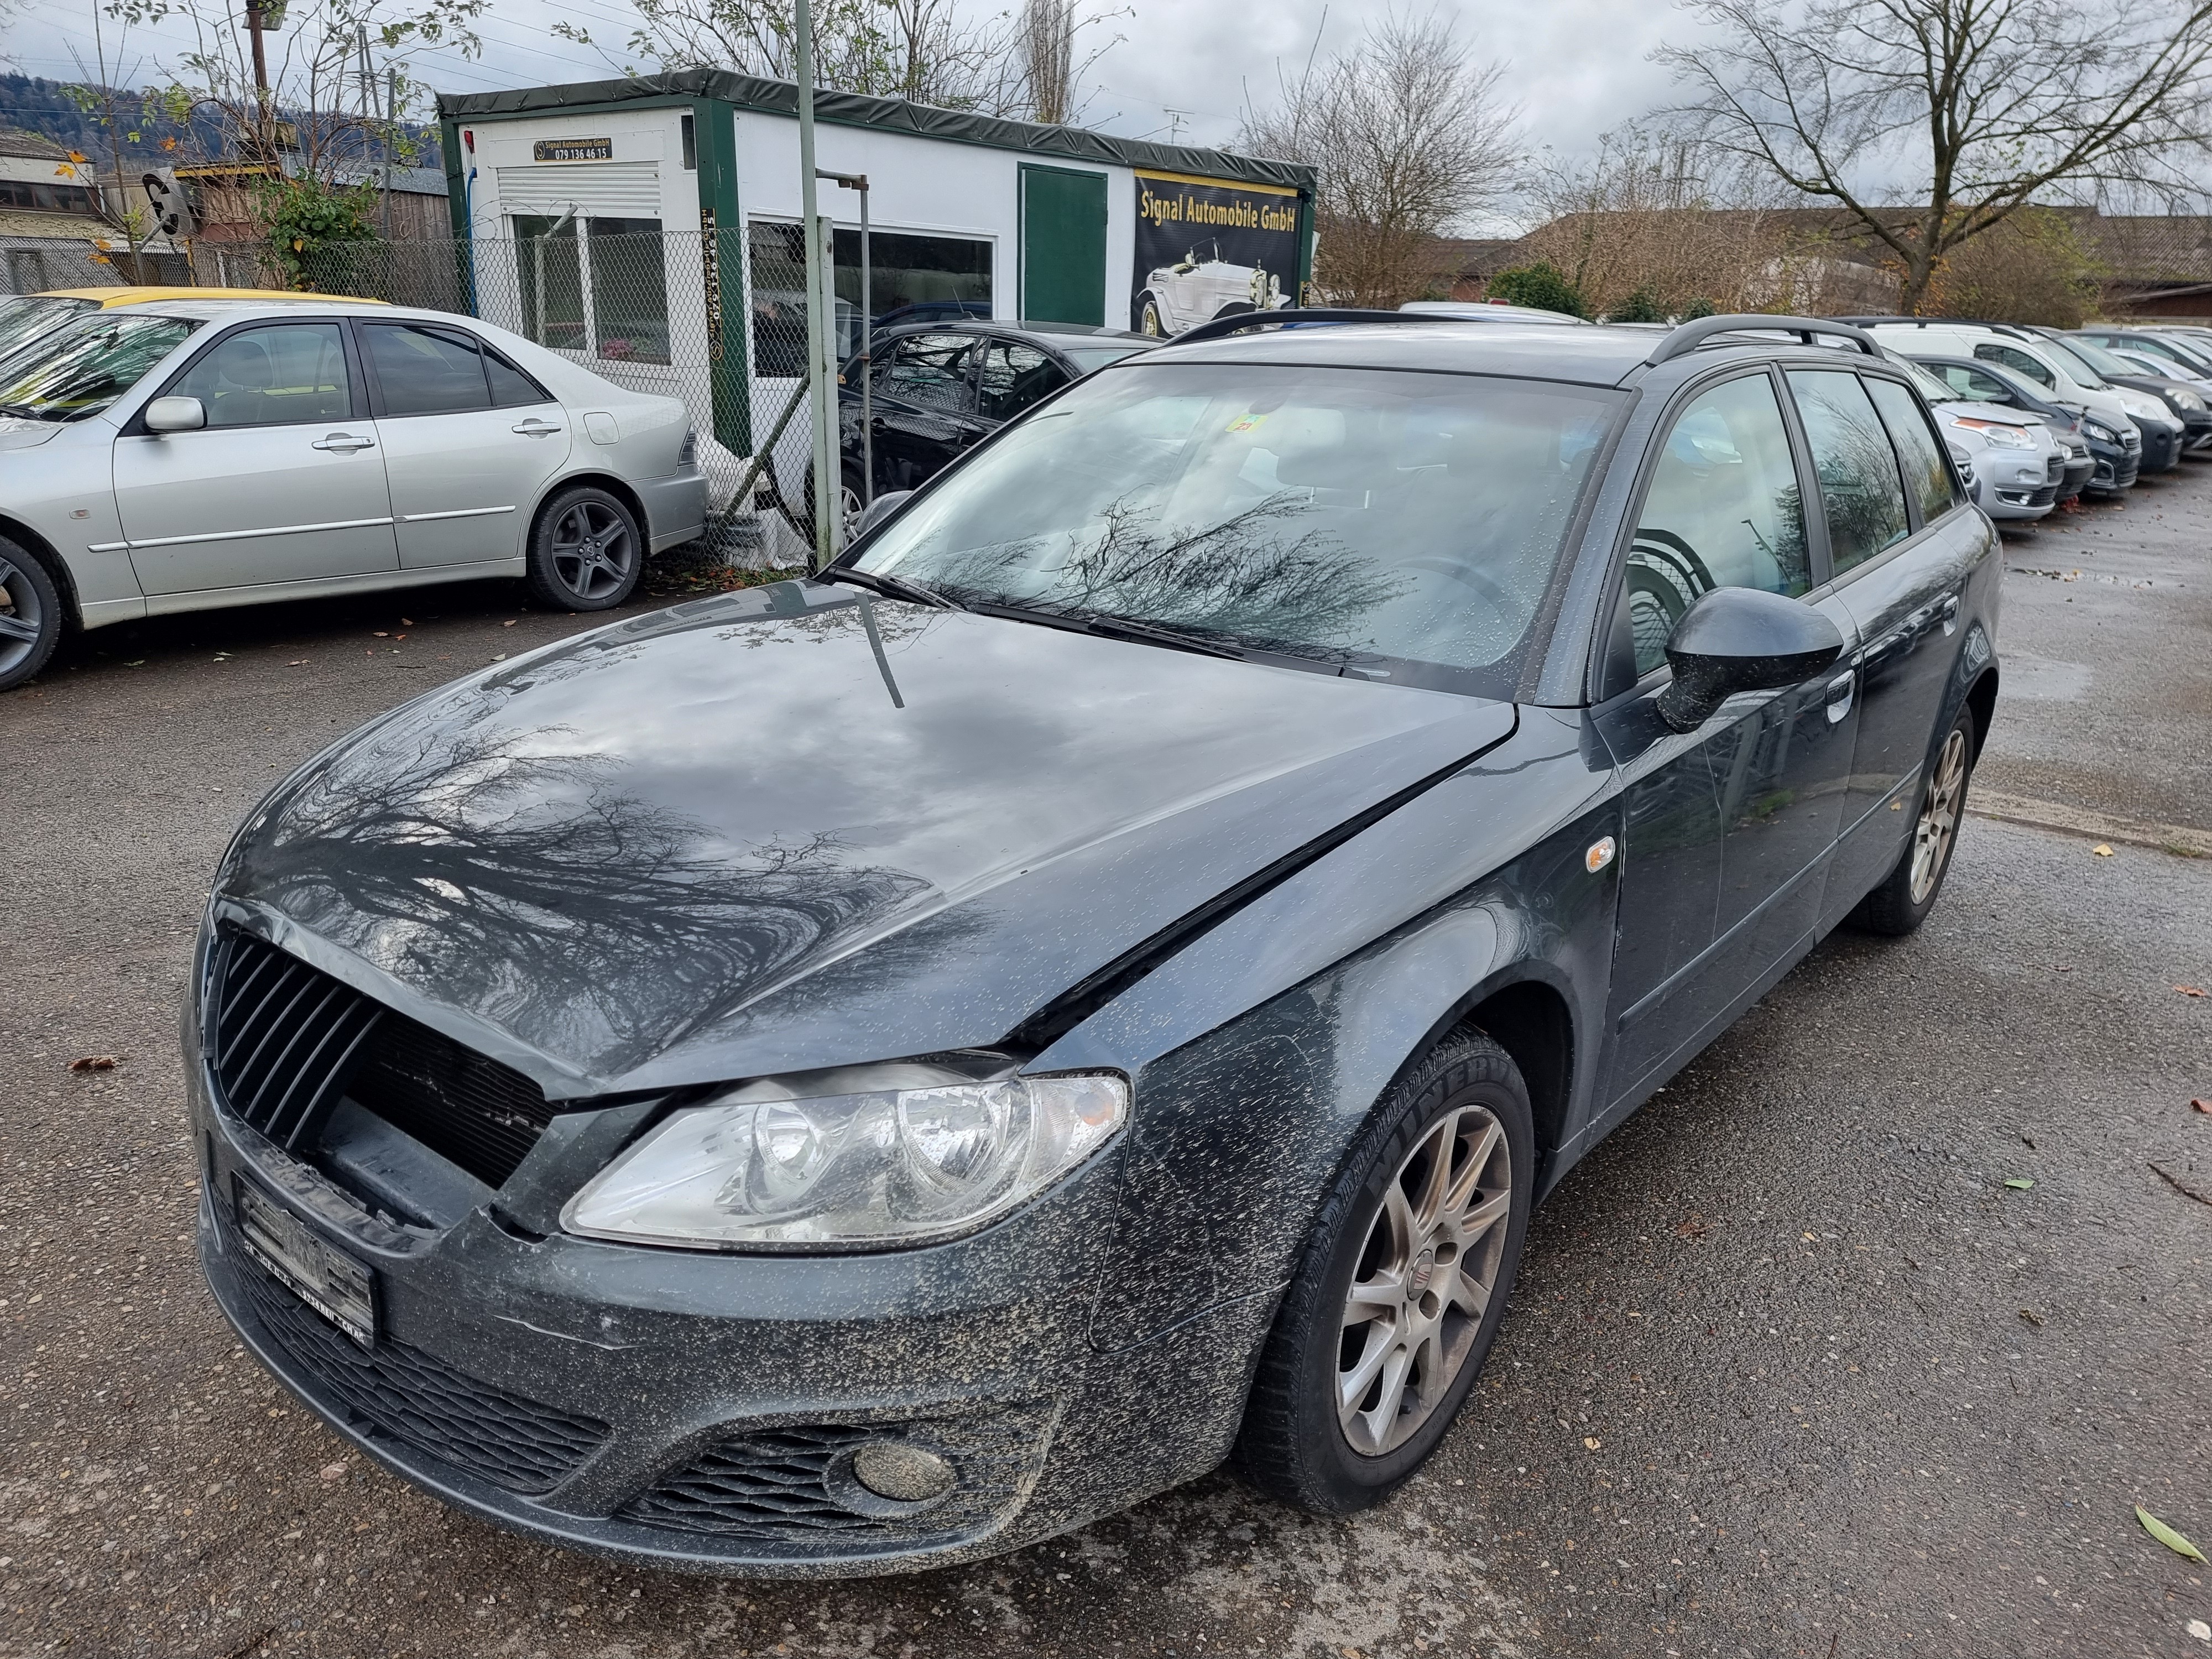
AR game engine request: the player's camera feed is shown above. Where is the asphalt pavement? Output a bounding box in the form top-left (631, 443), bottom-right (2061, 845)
top-left (3, 477), bottom-right (2209, 1659)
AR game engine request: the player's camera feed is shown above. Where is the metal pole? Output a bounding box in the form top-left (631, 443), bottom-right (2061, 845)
top-left (382, 66), bottom-right (396, 241)
top-left (824, 171), bottom-right (872, 506)
top-left (246, 4), bottom-right (273, 162)
top-left (795, 0), bottom-right (839, 571)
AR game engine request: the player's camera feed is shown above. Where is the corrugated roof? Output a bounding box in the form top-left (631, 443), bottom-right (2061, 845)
top-left (438, 69), bottom-right (1314, 194)
top-left (0, 127), bottom-right (71, 162)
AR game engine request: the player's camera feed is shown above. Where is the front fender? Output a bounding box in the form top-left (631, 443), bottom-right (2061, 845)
top-left (1045, 708), bottom-right (1623, 1354)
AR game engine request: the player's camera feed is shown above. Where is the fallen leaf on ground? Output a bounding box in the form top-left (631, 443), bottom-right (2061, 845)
top-left (502, 618), bottom-right (517, 627)
top-left (2185, 1617), bottom-right (2209, 1642)
top-left (2093, 844), bottom-right (2115, 857)
top-left (1583, 1437), bottom-right (1601, 1451)
top-left (1675, 1213), bottom-right (1709, 1239)
top-left (372, 630), bottom-right (388, 638)
top-left (2177, 985), bottom-right (2206, 997)
top-left (2194, 1099), bottom-right (2211, 1114)
top-left (2017, 1307), bottom-right (2043, 1327)
top-left (69, 1056), bottom-right (117, 1071)
top-left (286, 659), bottom-right (309, 666)
top-left (2137, 1506), bottom-right (2208, 1563)
top-left (491, 653), bottom-right (507, 662)
top-left (2004, 1176), bottom-right (2035, 1190)
top-left (400, 617), bottom-right (414, 626)
top-left (317, 1462), bottom-right (347, 1482)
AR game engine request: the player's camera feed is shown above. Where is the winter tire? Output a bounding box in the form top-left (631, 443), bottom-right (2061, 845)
top-left (1234, 1032), bottom-right (1535, 1514)
top-left (0, 536), bottom-right (63, 693)
top-left (1848, 703), bottom-right (1976, 936)
top-left (525, 486), bottom-right (641, 611)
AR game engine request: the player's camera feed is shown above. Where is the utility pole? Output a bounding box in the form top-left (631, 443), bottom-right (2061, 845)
top-left (246, 4), bottom-right (274, 163)
top-left (382, 66), bottom-right (397, 239)
top-left (796, 0), bottom-right (841, 570)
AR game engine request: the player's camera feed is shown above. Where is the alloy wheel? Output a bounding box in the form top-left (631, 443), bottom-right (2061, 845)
top-left (550, 500), bottom-right (636, 602)
top-left (1910, 726), bottom-right (1970, 904)
top-left (0, 552), bottom-right (45, 679)
top-left (1337, 1103), bottom-right (1513, 1457)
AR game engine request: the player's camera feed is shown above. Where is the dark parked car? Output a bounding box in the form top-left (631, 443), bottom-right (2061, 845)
top-left (191, 311), bottom-right (2000, 1576)
top-left (826, 320), bottom-right (1157, 521)
top-left (1912, 354), bottom-right (2121, 497)
top-left (2026, 327), bottom-right (2212, 455)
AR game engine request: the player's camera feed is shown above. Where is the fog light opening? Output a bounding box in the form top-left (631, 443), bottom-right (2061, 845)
top-left (851, 1441), bottom-right (956, 1503)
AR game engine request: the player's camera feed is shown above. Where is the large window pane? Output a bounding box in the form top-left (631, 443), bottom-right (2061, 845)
top-left (1864, 375), bottom-right (1958, 524)
top-left (588, 217), bottom-right (670, 365)
top-left (1788, 370), bottom-right (1911, 576)
top-left (833, 228), bottom-right (992, 340)
top-left (747, 220), bottom-right (810, 378)
top-left (364, 323), bottom-right (489, 416)
top-left (859, 363), bottom-right (1619, 695)
top-left (513, 215), bottom-right (583, 353)
top-left (1627, 374), bottom-right (1809, 675)
top-left (174, 323), bottom-right (351, 427)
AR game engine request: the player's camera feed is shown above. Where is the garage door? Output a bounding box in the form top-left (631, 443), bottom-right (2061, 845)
top-left (1020, 165), bottom-right (1107, 327)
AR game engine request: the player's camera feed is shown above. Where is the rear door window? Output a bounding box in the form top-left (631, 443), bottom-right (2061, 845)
top-left (363, 323), bottom-right (492, 416)
top-left (1787, 370), bottom-right (1911, 575)
top-left (1974, 342), bottom-right (2056, 389)
top-left (1863, 375), bottom-right (1960, 524)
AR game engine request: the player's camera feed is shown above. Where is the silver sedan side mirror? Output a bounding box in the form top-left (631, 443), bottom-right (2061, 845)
top-left (144, 395), bottom-right (206, 434)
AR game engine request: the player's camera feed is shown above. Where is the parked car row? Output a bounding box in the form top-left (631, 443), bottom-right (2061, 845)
top-left (1841, 316), bottom-right (2212, 523)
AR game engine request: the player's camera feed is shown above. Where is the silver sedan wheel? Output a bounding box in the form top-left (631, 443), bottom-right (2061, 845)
top-left (1910, 726), bottom-right (1970, 904)
top-left (0, 552), bottom-right (45, 680)
top-left (1337, 1103), bottom-right (1513, 1457)
top-left (550, 499), bottom-right (636, 603)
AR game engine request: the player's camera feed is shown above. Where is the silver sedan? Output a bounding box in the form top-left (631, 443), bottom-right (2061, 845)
top-left (0, 299), bottom-right (707, 692)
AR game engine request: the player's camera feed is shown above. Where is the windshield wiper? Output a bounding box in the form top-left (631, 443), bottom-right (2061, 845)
top-left (815, 563), bottom-right (964, 611)
top-left (0, 403), bottom-right (49, 421)
top-left (1071, 611), bottom-right (1245, 659)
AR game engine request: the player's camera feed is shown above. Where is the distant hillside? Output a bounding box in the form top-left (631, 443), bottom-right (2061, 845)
top-left (0, 73), bottom-right (441, 172)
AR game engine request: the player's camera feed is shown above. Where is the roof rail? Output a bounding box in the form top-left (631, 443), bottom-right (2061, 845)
top-left (1829, 314), bottom-right (2036, 338)
top-left (1646, 314), bottom-right (1880, 365)
top-left (1167, 307), bottom-right (1467, 348)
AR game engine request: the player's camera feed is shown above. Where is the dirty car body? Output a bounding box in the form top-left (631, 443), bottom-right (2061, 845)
top-left (190, 314), bottom-right (2001, 1575)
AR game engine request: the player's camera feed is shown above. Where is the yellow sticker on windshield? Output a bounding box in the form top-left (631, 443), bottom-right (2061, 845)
top-left (1225, 411), bottom-right (1270, 434)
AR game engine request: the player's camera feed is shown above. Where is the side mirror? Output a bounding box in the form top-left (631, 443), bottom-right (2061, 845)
top-left (144, 395), bottom-right (205, 434)
top-left (1656, 586), bottom-right (1844, 733)
top-left (853, 489), bottom-right (912, 539)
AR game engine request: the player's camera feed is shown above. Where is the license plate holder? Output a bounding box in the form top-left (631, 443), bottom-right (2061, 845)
top-left (234, 1178), bottom-right (377, 1348)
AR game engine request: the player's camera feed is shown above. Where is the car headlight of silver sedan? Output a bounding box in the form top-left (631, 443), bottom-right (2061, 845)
top-left (1952, 418), bottom-right (2035, 449)
top-left (562, 1073), bottom-right (1128, 1250)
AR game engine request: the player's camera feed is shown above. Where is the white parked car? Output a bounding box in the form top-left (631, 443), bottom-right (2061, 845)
top-left (1136, 239), bottom-right (1288, 337)
top-left (0, 298), bottom-right (706, 692)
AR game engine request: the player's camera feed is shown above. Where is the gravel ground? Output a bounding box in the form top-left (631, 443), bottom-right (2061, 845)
top-left (3, 476), bottom-right (2209, 1659)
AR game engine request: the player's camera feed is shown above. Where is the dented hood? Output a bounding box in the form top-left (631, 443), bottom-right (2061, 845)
top-left (218, 580), bottom-right (1515, 1095)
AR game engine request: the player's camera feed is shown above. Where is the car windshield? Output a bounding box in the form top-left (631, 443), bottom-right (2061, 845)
top-left (1891, 354), bottom-right (1966, 404)
top-left (0, 312), bottom-right (198, 422)
top-left (0, 294), bottom-right (99, 370)
top-left (2035, 336), bottom-right (2112, 388)
top-left (857, 362), bottom-right (1621, 694)
top-left (2127, 336), bottom-right (2212, 375)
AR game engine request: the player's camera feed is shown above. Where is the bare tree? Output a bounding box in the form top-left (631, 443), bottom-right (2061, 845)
top-left (1661, 0), bottom-right (2212, 312)
top-left (1241, 9), bottom-right (1521, 308)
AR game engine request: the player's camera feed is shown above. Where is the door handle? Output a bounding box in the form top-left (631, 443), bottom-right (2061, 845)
top-left (512, 419), bottom-right (563, 437)
top-left (1825, 670), bottom-right (1855, 724)
top-left (1940, 592), bottom-right (1961, 635)
top-left (311, 432), bottom-right (375, 452)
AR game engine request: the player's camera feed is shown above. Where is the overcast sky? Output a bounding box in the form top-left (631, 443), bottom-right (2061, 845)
top-left (5, 0), bottom-right (1702, 224)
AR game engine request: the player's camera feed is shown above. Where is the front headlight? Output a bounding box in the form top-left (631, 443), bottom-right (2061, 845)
top-left (2085, 419), bottom-right (2120, 441)
top-left (562, 1072), bottom-right (1128, 1250)
top-left (1952, 418), bottom-right (2034, 448)
top-left (2169, 388), bottom-right (2206, 411)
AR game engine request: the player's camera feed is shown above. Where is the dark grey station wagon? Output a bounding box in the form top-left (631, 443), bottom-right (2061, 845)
top-left (190, 310), bottom-right (1999, 1574)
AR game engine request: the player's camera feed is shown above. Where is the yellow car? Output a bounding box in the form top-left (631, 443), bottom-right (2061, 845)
top-left (0, 285), bottom-right (384, 366)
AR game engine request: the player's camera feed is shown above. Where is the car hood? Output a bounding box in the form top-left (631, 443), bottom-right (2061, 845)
top-left (219, 581), bottom-right (1515, 1097)
top-left (1933, 398), bottom-right (2045, 432)
top-left (0, 418), bottom-right (64, 451)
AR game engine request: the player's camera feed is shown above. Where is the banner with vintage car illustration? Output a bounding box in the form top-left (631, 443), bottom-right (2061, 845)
top-left (1131, 170), bottom-right (1302, 337)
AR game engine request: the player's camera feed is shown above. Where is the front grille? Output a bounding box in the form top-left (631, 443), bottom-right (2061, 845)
top-left (208, 930), bottom-right (553, 1186)
top-left (225, 1218), bottom-right (608, 1494)
top-left (208, 932), bottom-right (385, 1150)
top-left (619, 1412), bottom-right (1045, 1548)
top-left (2047, 455), bottom-right (2064, 482)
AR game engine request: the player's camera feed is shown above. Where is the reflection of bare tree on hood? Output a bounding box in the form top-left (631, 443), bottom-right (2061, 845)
top-left (921, 490), bottom-right (1411, 660)
top-left (229, 707), bottom-right (943, 1079)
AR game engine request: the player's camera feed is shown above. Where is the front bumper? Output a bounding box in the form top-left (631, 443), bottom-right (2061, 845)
top-left (189, 1014), bottom-right (1271, 1576)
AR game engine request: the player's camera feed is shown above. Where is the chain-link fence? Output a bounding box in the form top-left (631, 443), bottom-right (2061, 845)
top-left (206, 228), bottom-right (836, 566)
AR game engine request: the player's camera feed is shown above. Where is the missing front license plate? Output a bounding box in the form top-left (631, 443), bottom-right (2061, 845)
top-left (234, 1180), bottom-right (376, 1347)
